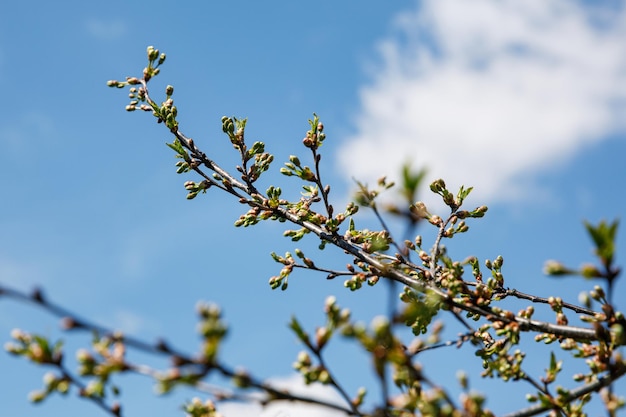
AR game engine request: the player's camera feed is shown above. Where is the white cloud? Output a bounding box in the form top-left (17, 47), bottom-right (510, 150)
top-left (337, 0), bottom-right (626, 206)
top-left (218, 374), bottom-right (349, 417)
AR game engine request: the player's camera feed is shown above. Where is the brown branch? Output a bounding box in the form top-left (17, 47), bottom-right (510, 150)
top-left (0, 283), bottom-right (357, 416)
top-left (137, 103), bottom-right (605, 343)
top-left (502, 366), bottom-right (626, 417)
top-left (497, 288), bottom-right (598, 316)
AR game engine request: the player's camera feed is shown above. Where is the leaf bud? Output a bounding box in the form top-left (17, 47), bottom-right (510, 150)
top-left (4, 342), bottom-right (20, 354)
top-left (316, 327), bottom-right (330, 349)
top-left (428, 215), bottom-right (443, 226)
top-left (590, 285), bottom-right (605, 301)
top-left (289, 155), bottom-right (301, 166)
top-left (318, 369), bottom-right (331, 384)
top-left (43, 372), bottom-right (57, 386)
top-left (578, 291), bottom-right (591, 308)
top-left (57, 379), bottom-right (70, 394)
top-left (543, 260), bottom-right (571, 276)
top-left (456, 370), bottom-right (468, 389)
top-left (371, 316), bottom-right (390, 337)
top-left (353, 387), bottom-right (367, 407)
top-left (147, 45), bottom-right (159, 61)
top-left (297, 351), bottom-right (311, 367)
top-left (580, 263), bottom-right (602, 278)
top-left (410, 202), bottom-right (429, 219)
top-left (10, 328), bottom-right (28, 341)
top-left (429, 179), bottom-right (446, 193)
top-left (29, 390), bottom-right (46, 403)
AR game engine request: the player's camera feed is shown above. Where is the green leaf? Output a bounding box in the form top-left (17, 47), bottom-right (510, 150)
top-left (166, 140), bottom-right (187, 157)
top-left (456, 185), bottom-right (473, 206)
top-left (289, 316), bottom-right (311, 346)
top-left (584, 219), bottom-right (619, 267)
top-left (400, 163), bottom-right (427, 203)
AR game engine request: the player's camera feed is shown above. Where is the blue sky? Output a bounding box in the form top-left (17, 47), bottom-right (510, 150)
top-left (1, 1), bottom-right (625, 416)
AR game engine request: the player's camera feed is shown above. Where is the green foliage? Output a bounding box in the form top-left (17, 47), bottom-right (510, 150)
top-left (585, 220), bottom-right (619, 267)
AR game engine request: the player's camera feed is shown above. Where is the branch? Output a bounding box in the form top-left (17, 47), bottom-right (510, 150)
top-left (134, 81), bottom-right (605, 345)
top-left (497, 288), bottom-right (598, 316)
top-left (0, 283), bottom-right (357, 416)
top-left (502, 366), bottom-right (626, 417)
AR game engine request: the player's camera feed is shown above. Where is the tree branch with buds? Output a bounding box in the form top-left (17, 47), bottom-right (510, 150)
top-left (3, 45), bottom-right (623, 417)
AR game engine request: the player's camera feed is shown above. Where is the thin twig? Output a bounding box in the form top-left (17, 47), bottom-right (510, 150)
top-left (502, 366), bottom-right (626, 417)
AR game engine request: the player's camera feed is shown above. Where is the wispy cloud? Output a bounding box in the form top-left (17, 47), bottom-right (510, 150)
top-left (85, 18), bottom-right (128, 41)
top-left (218, 374), bottom-right (348, 417)
top-left (337, 0), bottom-right (626, 205)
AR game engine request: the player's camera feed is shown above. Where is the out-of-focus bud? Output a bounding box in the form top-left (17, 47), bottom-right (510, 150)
top-left (410, 202), bottom-right (430, 219)
top-left (543, 260), bottom-right (572, 276)
top-left (428, 215), bottom-right (443, 226)
top-left (580, 263), bottom-right (603, 279)
top-left (29, 390), bottom-right (46, 403)
top-left (430, 179), bottom-right (446, 193)
top-left (316, 327), bottom-right (330, 349)
top-left (590, 285), bottom-right (605, 301)
top-left (457, 370), bottom-right (468, 390)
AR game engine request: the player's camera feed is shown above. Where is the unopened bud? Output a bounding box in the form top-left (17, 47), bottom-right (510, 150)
top-left (543, 260), bottom-right (570, 276)
top-left (580, 264), bottom-right (602, 279)
top-left (147, 46), bottom-right (159, 61)
top-left (315, 327), bottom-right (330, 349)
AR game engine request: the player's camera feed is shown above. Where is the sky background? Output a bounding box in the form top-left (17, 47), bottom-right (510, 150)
top-left (1, 1), bottom-right (625, 416)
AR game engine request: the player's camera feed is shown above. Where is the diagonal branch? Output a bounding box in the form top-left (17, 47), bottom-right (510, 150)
top-left (502, 366), bottom-right (626, 417)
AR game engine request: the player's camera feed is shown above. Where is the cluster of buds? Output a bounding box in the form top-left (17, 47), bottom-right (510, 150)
top-left (28, 372), bottom-right (70, 403)
top-left (144, 46), bottom-right (166, 82)
top-left (196, 302), bottom-right (228, 363)
top-left (280, 154), bottom-right (317, 181)
top-left (292, 351), bottom-right (331, 384)
top-left (5, 329), bottom-right (63, 365)
top-left (184, 180), bottom-right (212, 200)
top-left (221, 116), bottom-right (246, 149)
top-left (302, 114), bottom-right (326, 149)
top-left (183, 397), bottom-right (223, 417)
top-left (268, 251), bottom-right (298, 289)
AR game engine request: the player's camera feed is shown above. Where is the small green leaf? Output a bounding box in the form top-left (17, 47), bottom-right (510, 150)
top-left (289, 316), bottom-right (311, 346)
top-left (584, 219), bottom-right (619, 267)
